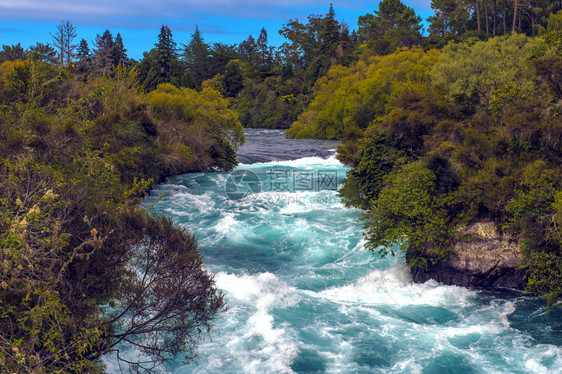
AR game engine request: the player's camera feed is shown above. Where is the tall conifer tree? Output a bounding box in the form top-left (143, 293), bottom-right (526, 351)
top-left (320, 3), bottom-right (341, 58)
top-left (182, 26), bottom-right (210, 85)
top-left (112, 33), bottom-right (129, 67)
top-left (156, 25), bottom-right (177, 80)
top-left (255, 28), bottom-right (273, 76)
top-left (93, 30), bottom-right (114, 75)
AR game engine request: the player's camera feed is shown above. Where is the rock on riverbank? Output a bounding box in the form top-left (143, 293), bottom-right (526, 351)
top-left (410, 221), bottom-right (527, 290)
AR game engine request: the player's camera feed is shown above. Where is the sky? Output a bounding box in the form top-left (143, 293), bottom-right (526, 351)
top-left (0, 0), bottom-right (434, 60)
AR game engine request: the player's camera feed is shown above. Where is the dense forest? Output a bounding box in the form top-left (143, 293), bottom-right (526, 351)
top-left (1, 0), bottom-right (562, 371)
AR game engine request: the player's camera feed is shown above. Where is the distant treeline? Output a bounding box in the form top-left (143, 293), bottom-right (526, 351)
top-left (3, 1), bottom-right (560, 130)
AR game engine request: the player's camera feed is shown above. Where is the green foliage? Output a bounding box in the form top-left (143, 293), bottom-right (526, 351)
top-left (503, 162), bottom-right (562, 309)
top-left (181, 26), bottom-right (211, 86)
top-left (430, 34), bottom-right (545, 110)
top-left (338, 130), bottom-right (402, 209)
top-left (106, 212), bottom-right (226, 370)
top-left (0, 57), bottom-right (236, 371)
top-left (287, 47), bottom-right (440, 139)
top-left (223, 59), bottom-right (244, 97)
top-left (0, 159), bottom-right (108, 372)
top-left (0, 43), bottom-right (26, 63)
top-left (147, 83), bottom-right (244, 172)
top-left (362, 162), bottom-right (455, 262)
top-left (231, 4), bottom-right (357, 129)
top-left (428, 0), bottom-right (464, 36)
top-left (233, 74), bottom-right (304, 129)
top-left (357, 0), bottom-right (423, 54)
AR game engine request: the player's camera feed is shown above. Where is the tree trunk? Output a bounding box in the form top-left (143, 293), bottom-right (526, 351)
top-left (503, 0), bottom-right (507, 35)
top-left (477, 0), bottom-right (481, 32)
top-left (493, 0), bottom-right (497, 36)
top-left (512, 0), bottom-right (518, 33)
top-left (484, 0), bottom-right (489, 34)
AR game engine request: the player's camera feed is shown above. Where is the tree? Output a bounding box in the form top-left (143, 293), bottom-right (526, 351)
top-left (513, 0), bottom-right (519, 32)
top-left (182, 26), bottom-right (210, 86)
top-left (112, 33), bottom-right (129, 67)
top-left (223, 59), bottom-right (244, 97)
top-left (27, 43), bottom-right (57, 64)
top-left (208, 42), bottom-right (240, 78)
top-left (0, 43), bottom-right (26, 63)
top-left (93, 30), bottom-right (114, 76)
top-left (104, 212), bottom-right (226, 371)
top-left (287, 47), bottom-right (441, 139)
top-left (320, 3), bottom-right (341, 59)
top-left (239, 34), bottom-right (257, 64)
top-left (50, 21), bottom-right (78, 66)
top-left (358, 0), bottom-right (423, 54)
top-left (358, 13), bottom-right (378, 43)
top-left (278, 18), bottom-right (312, 69)
top-left (255, 28), bottom-right (274, 76)
top-left (151, 25), bottom-right (177, 86)
top-left (428, 0), bottom-right (469, 36)
top-left (430, 33), bottom-right (544, 108)
top-left (0, 57), bottom-right (243, 371)
top-left (76, 38), bottom-right (90, 59)
top-left (75, 39), bottom-right (92, 75)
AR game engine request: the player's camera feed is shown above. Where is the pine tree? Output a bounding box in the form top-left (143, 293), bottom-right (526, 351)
top-left (239, 35), bottom-right (257, 64)
top-left (428, 0), bottom-right (468, 37)
top-left (27, 43), bottom-right (58, 64)
top-left (76, 38), bottom-right (92, 75)
top-left (181, 26), bottom-right (210, 86)
top-left (320, 3), bottom-right (341, 58)
top-left (112, 33), bottom-right (129, 67)
top-left (155, 25), bottom-right (177, 82)
top-left (142, 25), bottom-right (178, 91)
top-left (93, 30), bottom-right (114, 75)
top-left (0, 43), bottom-right (26, 63)
top-left (255, 28), bottom-right (273, 76)
top-left (208, 43), bottom-right (240, 78)
top-left (357, 0), bottom-right (422, 53)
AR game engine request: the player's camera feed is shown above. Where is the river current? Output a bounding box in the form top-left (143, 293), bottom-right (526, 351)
top-left (108, 129), bottom-right (561, 373)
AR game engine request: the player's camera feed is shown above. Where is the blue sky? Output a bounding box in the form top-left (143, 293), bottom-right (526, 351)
top-left (0, 0), bottom-right (434, 60)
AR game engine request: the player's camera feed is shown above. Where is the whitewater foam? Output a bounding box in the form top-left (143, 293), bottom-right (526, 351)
top-left (128, 143), bottom-right (562, 374)
top-left (250, 154), bottom-right (341, 168)
top-left (212, 272), bottom-right (300, 374)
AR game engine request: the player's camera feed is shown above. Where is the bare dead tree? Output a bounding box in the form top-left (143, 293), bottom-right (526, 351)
top-left (50, 21), bottom-right (78, 66)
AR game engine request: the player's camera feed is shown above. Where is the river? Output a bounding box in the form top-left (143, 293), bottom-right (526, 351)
top-left (109, 129), bottom-right (561, 373)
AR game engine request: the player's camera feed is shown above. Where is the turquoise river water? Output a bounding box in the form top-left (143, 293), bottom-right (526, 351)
top-left (107, 129), bottom-right (561, 373)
